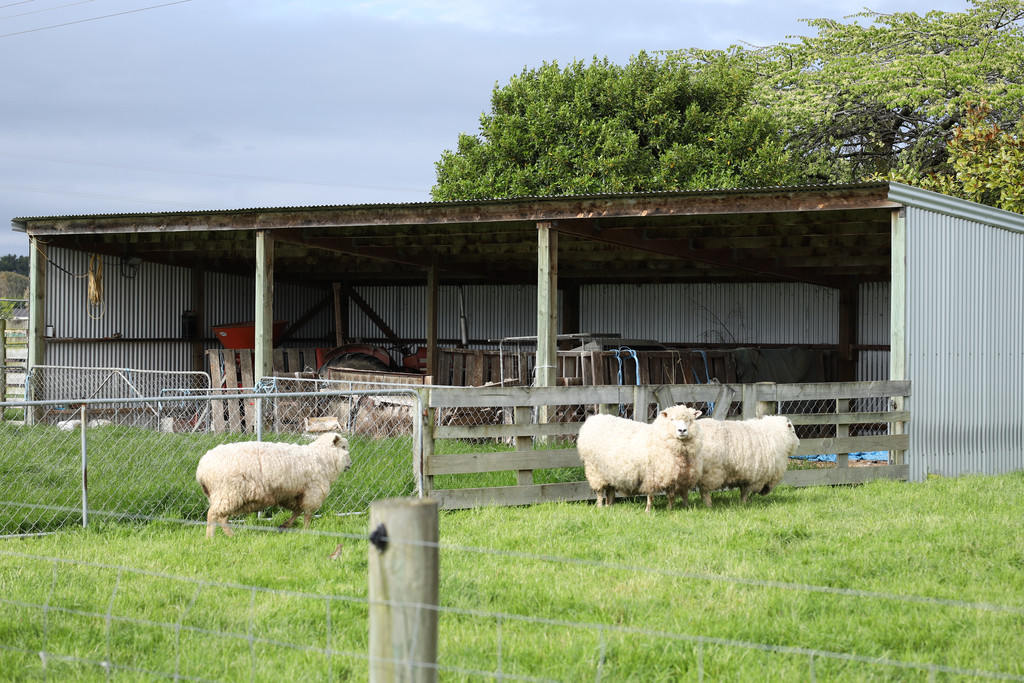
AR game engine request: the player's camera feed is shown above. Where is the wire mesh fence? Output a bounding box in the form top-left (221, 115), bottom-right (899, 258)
top-left (0, 384), bottom-right (421, 536)
top-left (2, 513), bottom-right (1023, 682)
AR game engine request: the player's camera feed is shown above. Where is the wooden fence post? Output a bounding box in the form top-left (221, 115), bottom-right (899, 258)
top-left (368, 497), bottom-right (439, 683)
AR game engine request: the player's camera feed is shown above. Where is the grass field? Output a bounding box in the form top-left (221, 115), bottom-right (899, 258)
top-left (1, 470), bottom-right (1023, 681)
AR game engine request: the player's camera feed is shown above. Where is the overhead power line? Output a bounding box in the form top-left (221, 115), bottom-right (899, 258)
top-left (0, 0), bottom-right (99, 22)
top-left (0, 0), bottom-right (191, 39)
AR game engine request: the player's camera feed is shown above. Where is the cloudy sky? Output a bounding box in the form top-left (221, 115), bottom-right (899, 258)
top-left (1, 0), bottom-right (967, 255)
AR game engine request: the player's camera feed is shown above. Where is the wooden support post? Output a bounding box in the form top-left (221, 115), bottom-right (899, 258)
top-left (368, 498), bottom-right (439, 683)
top-left (536, 222), bottom-right (557, 389)
top-left (255, 231), bottom-right (275, 381)
top-left (836, 398), bottom-right (850, 468)
top-left (332, 282), bottom-right (349, 347)
top-left (536, 222), bottom-right (557, 439)
top-left (890, 208), bottom-right (909, 471)
top-left (426, 263), bottom-right (439, 381)
top-left (27, 237), bottom-right (46, 423)
top-left (417, 387), bottom-right (434, 496)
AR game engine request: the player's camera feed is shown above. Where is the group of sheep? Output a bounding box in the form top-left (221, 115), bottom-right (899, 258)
top-left (577, 406), bottom-right (800, 511)
top-left (193, 402), bottom-right (798, 539)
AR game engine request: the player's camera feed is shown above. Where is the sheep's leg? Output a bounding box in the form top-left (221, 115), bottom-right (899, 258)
top-left (302, 511), bottom-right (312, 528)
top-left (740, 486), bottom-right (755, 503)
top-left (594, 490), bottom-right (604, 507)
top-left (207, 510), bottom-right (233, 538)
top-left (278, 510), bottom-right (302, 530)
top-left (206, 518), bottom-right (233, 540)
top-left (605, 487), bottom-right (615, 506)
top-left (665, 492), bottom-right (674, 511)
top-left (645, 495), bottom-right (654, 513)
top-left (700, 489), bottom-right (713, 508)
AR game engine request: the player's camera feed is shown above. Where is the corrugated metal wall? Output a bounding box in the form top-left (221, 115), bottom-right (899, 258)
top-left (579, 283), bottom-right (839, 345)
top-left (43, 248), bottom-right (329, 369)
top-left (349, 285), bottom-right (541, 345)
top-left (858, 281), bottom-right (890, 382)
top-left (905, 207), bottom-right (1024, 480)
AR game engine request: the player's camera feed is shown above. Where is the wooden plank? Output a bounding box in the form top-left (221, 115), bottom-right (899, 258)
top-left (222, 353), bottom-right (243, 432)
top-left (433, 481), bottom-right (594, 510)
top-left (437, 350), bottom-right (452, 386)
top-left (514, 405), bottom-right (534, 486)
top-left (766, 380), bottom-right (911, 401)
top-left (786, 411), bottom-right (910, 426)
top-left (470, 350), bottom-right (485, 387)
top-left (238, 351), bottom-right (255, 388)
top-left (272, 348), bottom-right (285, 372)
top-left (451, 352), bottom-right (465, 387)
top-left (207, 350), bottom-right (228, 433)
top-left (836, 398), bottom-right (850, 468)
top-left (238, 352), bottom-right (256, 431)
top-left (426, 449), bottom-right (582, 476)
top-left (783, 464), bottom-right (909, 487)
top-left (792, 434), bottom-right (909, 458)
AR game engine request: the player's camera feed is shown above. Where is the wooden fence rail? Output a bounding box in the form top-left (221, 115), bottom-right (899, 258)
top-left (1, 317), bottom-right (28, 406)
top-left (416, 381), bottom-right (911, 510)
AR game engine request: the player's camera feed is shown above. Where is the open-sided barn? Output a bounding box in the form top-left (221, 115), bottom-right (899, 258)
top-left (11, 181), bottom-right (1024, 482)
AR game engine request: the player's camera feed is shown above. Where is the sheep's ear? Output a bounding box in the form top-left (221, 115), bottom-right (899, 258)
top-left (659, 410), bottom-right (669, 419)
top-left (693, 410), bottom-right (703, 419)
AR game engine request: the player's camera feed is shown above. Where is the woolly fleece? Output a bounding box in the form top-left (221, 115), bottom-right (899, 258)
top-left (577, 404), bottom-right (702, 512)
top-left (196, 432), bottom-right (351, 538)
top-left (693, 415), bottom-right (799, 507)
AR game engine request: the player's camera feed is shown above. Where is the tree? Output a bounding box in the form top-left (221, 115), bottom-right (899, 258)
top-left (888, 102), bottom-right (1024, 212)
top-left (431, 51), bottom-right (802, 200)
top-left (687, 0), bottom-right (1024, 182)
top-left (0, 272), bottom-right (28, 300)
top-left (0, 255), bottom-right (29, 276)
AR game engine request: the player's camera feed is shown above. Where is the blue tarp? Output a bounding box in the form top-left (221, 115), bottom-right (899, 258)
top-left (791, 451), bottom-right (889, 462)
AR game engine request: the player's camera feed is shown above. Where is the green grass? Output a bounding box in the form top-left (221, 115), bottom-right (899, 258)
top-left (0, 423), bottom-right (416, 534)
top-left (2, 472), bottom-right (1023, 681)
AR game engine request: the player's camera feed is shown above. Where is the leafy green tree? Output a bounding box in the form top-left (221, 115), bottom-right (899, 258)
top-left (889, 102), bottom-right (1024, 212)
top-left (687, 0), bottom-right (1024, 182)
top-left (431, 51), bottom-right (802, 200)
top-left (0, 255), bottom-right (28, 276)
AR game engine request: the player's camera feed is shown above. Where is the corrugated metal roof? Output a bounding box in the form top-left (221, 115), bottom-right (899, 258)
top-left (887, 182), bottom-right (1024, 235)
top-left (11, 181), bottom-right (891, 226)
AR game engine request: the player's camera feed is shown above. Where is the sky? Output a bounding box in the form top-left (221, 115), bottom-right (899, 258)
top-left (0, 0), bottom-right (969, 256)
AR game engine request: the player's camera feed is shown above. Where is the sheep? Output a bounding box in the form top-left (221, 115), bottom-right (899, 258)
top-left (195, 432), bottom-right (351, 538)
top-left (577, 405), bottom-right (703, 513)
top-left (692, 415), bottom-right (799, 507)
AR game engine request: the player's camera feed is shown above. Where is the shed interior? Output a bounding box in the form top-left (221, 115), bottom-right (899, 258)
top-left (13, 183), bottom-right (900, 385)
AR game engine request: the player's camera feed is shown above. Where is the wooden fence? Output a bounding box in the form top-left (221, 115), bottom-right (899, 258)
top-left (416, 381), bottom-right (910, 510)
top-left (1, 317), bottom-right (27, 405)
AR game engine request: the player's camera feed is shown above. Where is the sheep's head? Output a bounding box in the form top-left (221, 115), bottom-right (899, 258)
top-left (322, 432), bottom-right (352, 472)
top-left (658, 405), bottom-right (703, 440)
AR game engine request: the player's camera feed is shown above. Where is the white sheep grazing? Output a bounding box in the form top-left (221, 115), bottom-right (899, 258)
top-left (693, 415), bottom-right (799, 507)
top-left (577, 405), bottom-right (703, 513)
top-left (195, 432), bottom-right (351, 538)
